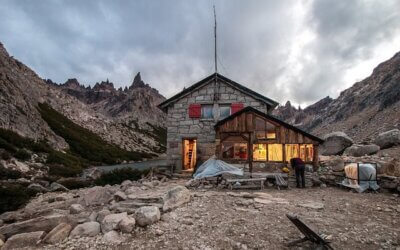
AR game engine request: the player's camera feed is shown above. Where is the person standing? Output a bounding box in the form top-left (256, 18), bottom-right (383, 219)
top-left (290, 157), bottom-right (305, 188)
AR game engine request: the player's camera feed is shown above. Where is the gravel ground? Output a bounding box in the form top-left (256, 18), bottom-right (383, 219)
top-left (44, 181), bottom-right (400, 250)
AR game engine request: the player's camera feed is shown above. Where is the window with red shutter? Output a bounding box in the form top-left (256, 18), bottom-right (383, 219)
top-left (231, 103), bottom-right (244, 114)
top-left (188, 104), bottom-right (201, 118)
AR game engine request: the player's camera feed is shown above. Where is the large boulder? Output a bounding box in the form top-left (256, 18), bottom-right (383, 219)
top-left (320, 132), bottom-right (353, 155)
top-left (374, 129), bottom-right (400, 149)
top-left (27, 183), bottom-right (49, 193)
top-left (79, 186), bottom-right (113, 206)
top-left (162, 186), bottom-right (191, 212)
top-left (49, 182), bottom-right (69, 192)
top-left (42, 223), bottom-right (72, 244)
top-left (135, 206), bottom-right (160, 227)
top-left (101, 212), bottom-right (128, 233)
top-left (0, 214), bottom-right (69, 239)
top-left (69, 222), bottom-right (100, 238)
top-left (2, 231), bottom-right (45, 250)
top-left (343, 144), bottom-right (380, 157)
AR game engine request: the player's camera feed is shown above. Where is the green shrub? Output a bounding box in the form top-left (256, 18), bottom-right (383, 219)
top-left (0, 184), bottom-right (36, 214)
top-left (0, 164), bottom-right (21, 179)
top-left (94, 167), bottom-right (149, 186)
top-left (14, 149), bottom-right (31, 160)
top-left (58, 178), bottom-right (93, 190)
top-left (1, 151), bottom-right (11, 160)
top-left (38, 103), bottom-right (151, 164)
top-left (0, 137), bottom-right (17, 153)
top-left (0, 128), bottom-right (51, 154)
top-left (48, 164), bottom-right (82, 178)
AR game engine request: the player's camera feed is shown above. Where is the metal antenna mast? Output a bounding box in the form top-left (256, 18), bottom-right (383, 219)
top-left (214, 5), bottom-right (217, 73)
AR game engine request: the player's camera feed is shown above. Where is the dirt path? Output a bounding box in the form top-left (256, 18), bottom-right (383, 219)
top-left (45, 184), bottom-right (400, 250)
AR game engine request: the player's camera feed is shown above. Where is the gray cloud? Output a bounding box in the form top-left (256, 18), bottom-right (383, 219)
top-left (0, 0), bottom-right (399, 107)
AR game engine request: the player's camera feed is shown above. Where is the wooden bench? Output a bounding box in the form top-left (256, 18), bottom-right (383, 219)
top-left (226, 178), bottom-right (265, 190)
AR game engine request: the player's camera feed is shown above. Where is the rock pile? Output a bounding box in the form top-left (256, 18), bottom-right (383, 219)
top-left (0, 179), bottom-right (191, 249)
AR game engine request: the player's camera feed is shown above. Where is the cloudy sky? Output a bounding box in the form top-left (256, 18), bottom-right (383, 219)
top-left (1, 0), bottom-right (400, 107)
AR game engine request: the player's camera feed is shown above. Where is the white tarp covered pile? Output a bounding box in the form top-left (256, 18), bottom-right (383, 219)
top-left (341, 163), bottom-right (379, 193)
top-left (193, 155), bottom-right (243, 179)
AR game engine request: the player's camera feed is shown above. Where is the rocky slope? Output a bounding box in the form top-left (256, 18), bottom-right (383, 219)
top-left (273, 51), bottom-right (400, 142)
top-left (0, 42), bottom-right (166, 154)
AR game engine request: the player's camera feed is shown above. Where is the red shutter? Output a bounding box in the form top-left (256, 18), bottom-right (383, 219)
top-left (188, 104), bottom-right (201, 118)
top-left (231, 103), bottom-right (244, 114)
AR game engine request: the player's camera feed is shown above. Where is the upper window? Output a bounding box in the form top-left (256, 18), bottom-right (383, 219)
top-left (219, 105), bottom-right (231, 119)
top-left (201, 105), bottom-right (213, 119)
top-left (266, 122), bottom-right (276, 139)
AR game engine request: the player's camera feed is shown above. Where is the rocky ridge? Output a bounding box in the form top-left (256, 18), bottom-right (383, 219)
top-left (273, 51), bottom-right (400, 143)
top-left (0, 42), bottom-right (166, 153)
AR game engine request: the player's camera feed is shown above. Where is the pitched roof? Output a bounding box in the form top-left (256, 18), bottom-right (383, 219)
top-left (158, 73), bottom-right (279, 112)
top-left (215, 106), bottom-right (324, 143)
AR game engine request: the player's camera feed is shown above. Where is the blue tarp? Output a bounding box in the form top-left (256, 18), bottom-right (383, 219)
top-left (193, 155), bottom-right (244, 179)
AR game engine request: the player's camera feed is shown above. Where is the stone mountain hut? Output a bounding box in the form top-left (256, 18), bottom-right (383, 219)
top-left (158, 73), bottom-right (323, 173)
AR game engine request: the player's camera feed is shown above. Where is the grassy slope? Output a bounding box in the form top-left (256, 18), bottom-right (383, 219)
top-left (37, 102), bottom-right (154, 165)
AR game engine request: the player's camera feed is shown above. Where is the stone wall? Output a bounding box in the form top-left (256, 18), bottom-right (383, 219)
top-left (166, 78), bottom-right (270, 172)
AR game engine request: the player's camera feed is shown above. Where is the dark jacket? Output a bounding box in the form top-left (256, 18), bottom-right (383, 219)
top-left (290, 158), bottom-right (305, 170)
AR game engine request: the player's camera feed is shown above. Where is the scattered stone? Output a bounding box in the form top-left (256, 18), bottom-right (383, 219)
top-left (118, 216), bottom-right (136, 233)
top-left (69, 222), bottom-right (100, 238)
top-left (374, 129), bottom-right (400, 149)
top-left (96, 209), bottom-right (111, 223)
top-left (2, 231), bottom-right (45, 250)
top-left (101, 212), bottom-right (129, 233)
top-left (321, 132), bottom-right (353, 155)
top-left (42, 223), bottom-right (72, 244)
top-left (324, 156), bottom-right (345, 171)
top-left (344, 144), bottom-right (380, 157)
top-left (50, 182), bottom-right (69, 192)
top-left (70, 204), bottom-right (85, 214)
top-left (135, 206), bottom-right (161, 227)
top-left (0, 219), bottom-right (3, 227)
top-left (0, 214), bottom-right (68, 239)
top-left (155, 229), bottom-right (164, 236)
top-left (0, 239), bottom-right (3, 248)
top-left (162, 185), bottom-right (191, 212)
top-left (114, 191), bottom-right (127, 201)
top-left (298, 202), bottom-right (325, 210)
top-left (89, 211), bottom-right (98, 222)
top-left (103, 230), bottom-right (125, 244)
top-left (27, 183), bottom-right (49, 193)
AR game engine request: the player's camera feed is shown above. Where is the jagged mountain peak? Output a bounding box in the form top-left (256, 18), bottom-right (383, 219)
top-left (130, 72), bottom-right (146, 89)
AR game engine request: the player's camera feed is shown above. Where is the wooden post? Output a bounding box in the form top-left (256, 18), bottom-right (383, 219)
top-left (248, 132), bottom-right (253, 177)
top-left (313, 145), bottom-right (319, 167)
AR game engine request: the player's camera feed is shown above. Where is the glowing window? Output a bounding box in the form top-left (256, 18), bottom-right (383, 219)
top-left (234, 143), bottom-right (248, 160)
top-left (306, 144), bottom-right (314, 162)
top-left (268, 144), bottom-right (283, 162)
top-left (285, 144), bottom-right (299, 162)
top-left (300, 144), bottom-right (306, 162)
top-left (222, 142), bottom-right (248, 160)
top-left (253, 144), bottom-right (267, 161)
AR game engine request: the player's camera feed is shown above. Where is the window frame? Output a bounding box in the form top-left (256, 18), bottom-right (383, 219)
top-left (201, 104), bottom-right (214, 119)
top-left (219, 104), bottom-right (231, 119)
